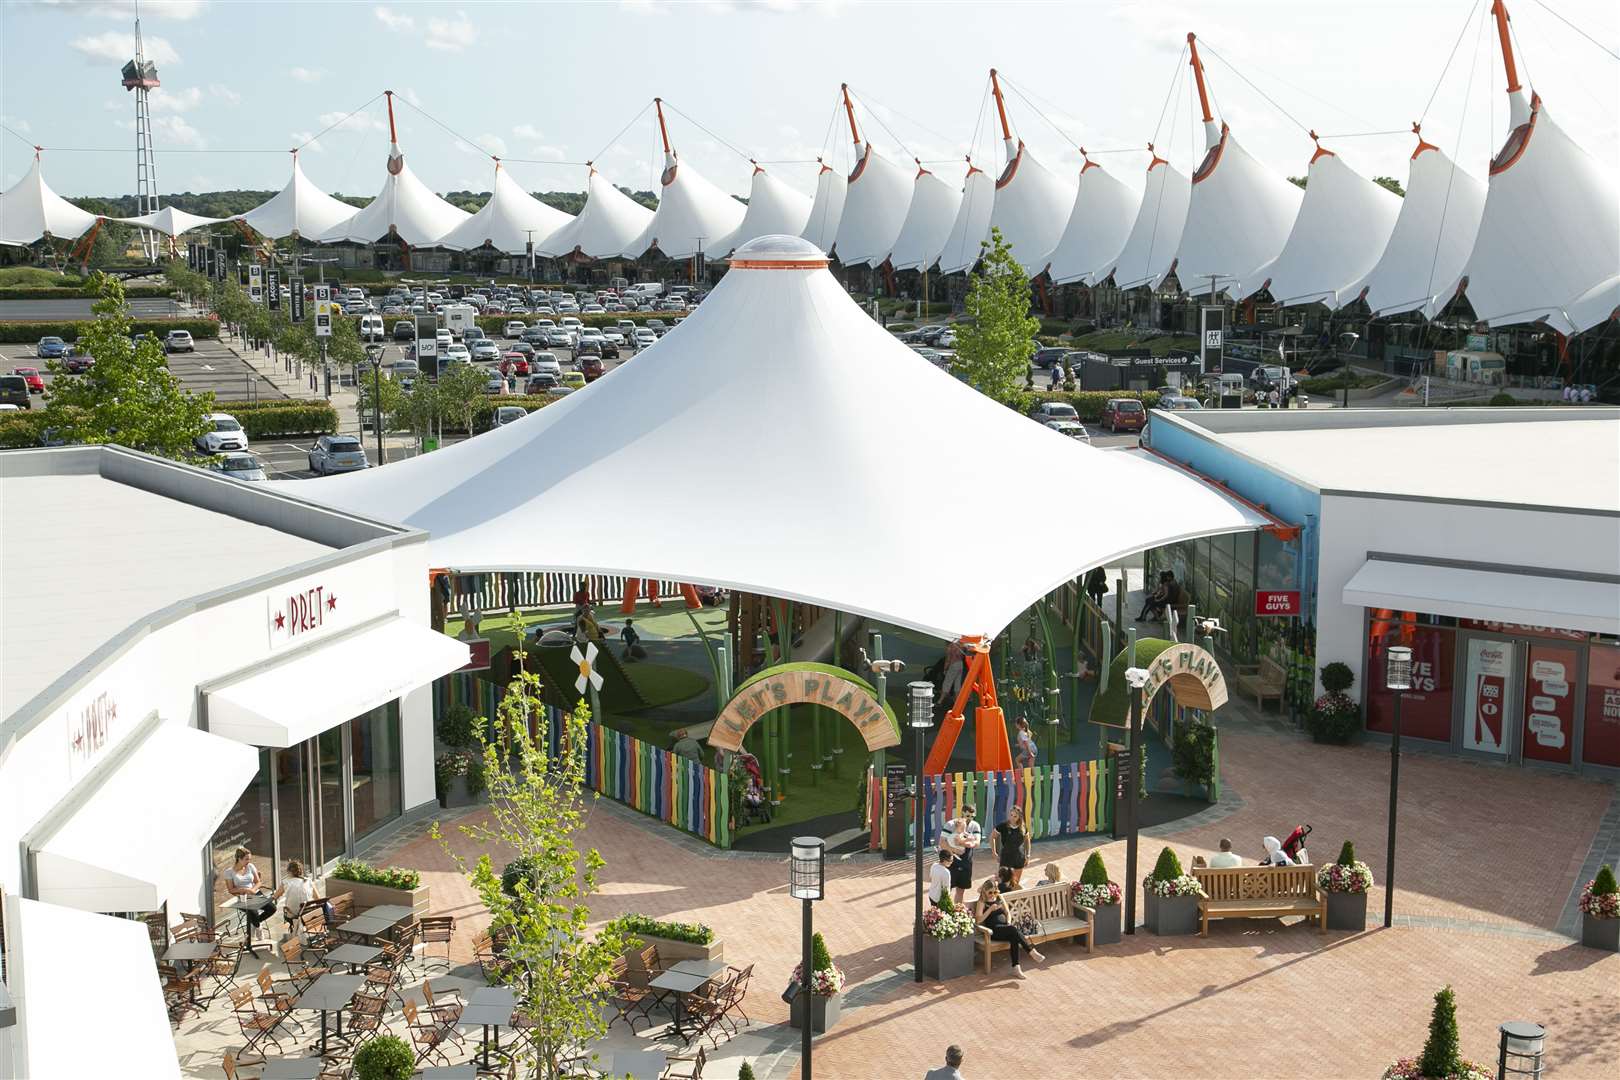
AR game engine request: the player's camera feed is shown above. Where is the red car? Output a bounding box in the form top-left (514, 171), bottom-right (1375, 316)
top-left (499, 352), bottom-right (530, 377)
top-left (579, 354), bottom-right (604, 382)
top-left (1101, 397), bottom-right (1146, 433)
top-left (13, 367), bottom-right (46, 394)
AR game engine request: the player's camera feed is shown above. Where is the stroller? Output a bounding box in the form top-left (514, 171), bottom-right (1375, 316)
top-left (734, 752), bottom-right (772, 826)
top-left (1281, 824), bottom-right (1313, 865)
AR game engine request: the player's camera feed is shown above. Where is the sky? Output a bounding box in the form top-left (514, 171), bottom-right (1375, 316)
top-left (2, 0), bottom-right (1617, 204)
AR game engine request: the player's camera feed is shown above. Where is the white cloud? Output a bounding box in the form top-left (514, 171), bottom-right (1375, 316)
top-left (2, 116), bottom-right (33, 134)
top-left (38, 0), bottom-right (206, 20)
top-left (397, 88), bottom-right (423, 108)
top-left (523, 144), bottom-right (567, 162)
top-left (208, 83), bottom-right (240, 105)
top-left (474, 133), bottom-right (507, 157)
top-left (71, 29), bottom-right (180, 64)
top-left (119, 112), bottom-right (206, 146)
top-left (149, 86), bottom-right (203, 113)
top-left (317, 110), bottom-right (387, 133)
top-left (291, 131), bottom-right (323, 153)
top-left (373, 5), bottom-right (415, 32)
top-left (424, 10), bottom-right (478, 52)
top-left (288, 67), bottom-right (323, 84)
top-left (513, 123), bottom-right (543, 140)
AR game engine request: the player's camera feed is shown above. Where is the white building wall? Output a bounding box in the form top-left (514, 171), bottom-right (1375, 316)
top-left (1315, 493), bottom-right (1620, 696)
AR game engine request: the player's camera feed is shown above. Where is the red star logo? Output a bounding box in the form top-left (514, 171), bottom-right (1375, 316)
top-left (72, 732), bottom-right (84, 751)
top-left (274, 611), bottom-right (286, 630)
top-left (326, 594), bottom-right (338, 611)
top-left (108, 702), bottom-right (117, 720)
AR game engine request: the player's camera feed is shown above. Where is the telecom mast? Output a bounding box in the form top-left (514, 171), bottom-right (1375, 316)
top-left (121, 5), bottom-right (162, 261)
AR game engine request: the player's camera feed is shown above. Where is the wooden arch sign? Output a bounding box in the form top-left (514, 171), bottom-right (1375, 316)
top-left (1138, 641), bottom-right (1229, 712)
top-left (707, 662), bottom-right (900, 753)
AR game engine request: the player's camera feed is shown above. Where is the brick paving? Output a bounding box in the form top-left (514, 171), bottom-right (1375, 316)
top-left (375, 712), bottom-right (1619, 1080)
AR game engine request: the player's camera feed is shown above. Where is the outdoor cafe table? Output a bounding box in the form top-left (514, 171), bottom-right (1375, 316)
top-left (161, 941), bottom-right (219, 1005)
top-left (294, 972), bottom-right (366, 1055)
top-left (647, 968), bottom-right (712, 1040)
top-left (323, 943), bottom-right (383, 972)
top-left (669, 958), bottom-right (726, 979)
top-left (261, 1058), bottom-right (325, 1079)
top-left (334, 915), bottom-right (394, 942)
top-left (224, 893), bottom-right (277, 955)
top-left (413, 1067), bottom-right (476, 1079)
top-left (359, 904), bottom-right (414, 923)
top-left (459, 985), bottom-right (518, 1070)
top-left (609, 1049), bottom-right (668, 1080)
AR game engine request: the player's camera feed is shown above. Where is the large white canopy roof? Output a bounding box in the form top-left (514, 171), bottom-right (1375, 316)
top-left (623, 148), bottom-right (745, 261)
top-left (1044, 160), bottom-right (1141, 285)
top-left (1453, 90), bottom-right (1619, 335)
top-left (886, 167), bottom-right (962, 272)
top-left (832, 142), bottom-right (913, 267)
top-left (237, 153), bottom-right (360, 240)
top-left (1100, 154), bottom-right (1190, 289)
top-left (114, 204), bottom-right (225, 237)
top-left (1177, 120), bottom-right (1302, 293)
top-left (1240, 146), bottom-right (1401, 306)
top-left (708, 165), bottom-right (812, 258)
top-left (937, 166), bottom-right (997, 275)
top-left (537, 167), bottom-right (654, 259)
top-left (0, 154), bottom-right (97, 245)
top-left (1347, 135), bottom-right (1487, 318)
top-left (799, 160), bottom-right (847, 253)
top-left (437, 162), bottom-right (573, 254)
top-left (316, 143), bottom-right (469, 247)
top-left (988, 139), bottom-right (1075, 275)
top-left (283, 234), bottom-right (1266, 641)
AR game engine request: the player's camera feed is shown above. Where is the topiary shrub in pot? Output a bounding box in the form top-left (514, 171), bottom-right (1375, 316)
top-left (1381, 985), bottom-right (1492, 1079)
top-left (1317, 840), bottom-right (1373, 931)
top-left (1578, 863), bottom-right (1619, 952)
top-left (1071, 851), bottom-right (1122, 945)
top-left (788, 931), bottom-right (845, 1033)
top-left (354, 1034), bottom-right (415, 1080)
top-left (920, 893), bottom-right (976, 981)
top-left (1142, 846), bottom-right (1205, 936)
top-left (1307, 661), bottom-right (1361, 744)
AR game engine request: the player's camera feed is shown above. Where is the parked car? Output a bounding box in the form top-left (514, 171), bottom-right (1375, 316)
top-left (645, 319), bottom-right (669, 337)
top-left (484, 373), bottom-right (510, 395)
top-left (359, 314), bottom-right (386, 342)
top-left (13, 367), bottom-right (45, 394)
top-left (499, 352), bottom-right (531, 377)
top-left (1044, 420), bottom-right (1091, 442)
top-left (213, 451), bottom-right (268, 481)
top-left (1030, 402), bottom-right (1080, 424)
top-left (561, 371), bottom-right (587, 389)
top-left (491, 405), bottom-right (528, 428)
top-left (307, 434), bottom-right (369, 475)
top-left (0, 374), bottom-right (30, 408)
top-left (1101, 397), bottom-right (1147, 433)
top-left (525, 372), bottom-right (559, 394)
top-left (1157, 395), bottom-right (1203, 411)
top-left (470, 340), bottom-right (502, 363)
top-left (504, 320), bottom-right (527, 338)
top-left (579, 354), bottom-right (604, 382)
top-left (61, 347), bottom-right (93, 374)
top-left (36, 336), bottom-right (68, 360)
top-left (632, 328), bottom-right (657, 348)
top-left (1033, 346), bottom-right (1069, 369)
top-left (529, 352), bottom-right (562, 377)
top-left (194, 412), bottom-right (248, 453)
top-left (544, 328), bottom-right (572, 348)
top-left (393, 320), bottom-right (415, 341)
top-left (443, 343), bottom-right (471, 364)
top-left (164, 330), bottom-right (195, 353)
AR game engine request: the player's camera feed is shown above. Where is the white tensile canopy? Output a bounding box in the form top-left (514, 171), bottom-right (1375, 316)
top-left (1240, 145), bottom-right (1402, 306)
top-left (1102, 151), bottom-right (1191, 289)
top-left (832, 141), bottom-right (913, 267)
top-left (282, 234), bottom-right (1268, 641)
top-left (937, 165), bottom-right (996, 275)
top-left (537, 167), bottom-right (654, 259)
top-left (1346, 132), bottom-right (1487, 317)
top-left (1044, 159), bottom-right (1142, 285)
top-left (987, 138), bottom-right (1075, 275)
top-left (1453, 89), bottom-right (1619, 335)
top-left (707, 165), bottom-right (812, 258)
top-left (624, 103), bottom-right (745, 260)
top-left (886, 166), bottom-right (962, 272)
top-left (316, 142), bottom-right (469, 247)
top-left (114, 205), bottom-right (225, 237)
top-left (437, 162), bottom-right (573, 254)
top-left (799, 160), bottom-right (847, 253)
top-left (1176, 119), bottom-right (1302, 293)
top-left (0, 154), bottom-right (97, 245)
top-left (236, 153), bottom-right (359, 240)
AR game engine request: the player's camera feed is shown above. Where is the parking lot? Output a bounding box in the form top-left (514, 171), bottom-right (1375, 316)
top-left (1, 336), bottom-right (284, 409)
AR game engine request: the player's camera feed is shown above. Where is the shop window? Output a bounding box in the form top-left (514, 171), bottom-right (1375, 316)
top-left (1366, 622), bottom-right (1455, 742)
top-left (209, 748), bottom-right (273, 915)
top-left (352, 701), bottom-right (403, 839)
top-left (1584, 645), bottom-right (1620, 769)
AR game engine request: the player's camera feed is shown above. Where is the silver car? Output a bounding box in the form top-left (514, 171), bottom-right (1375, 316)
top-left (308, 434), bottom-right (370, 475)
top-left (214, 451), bottom-right (268, 481)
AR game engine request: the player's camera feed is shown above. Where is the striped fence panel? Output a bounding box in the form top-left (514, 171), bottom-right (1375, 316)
top-left (449, 572), bottom-right (689, 615)
top-left (869, 758), bottom-right (1114, 852)
top-left (573, 719), bottom-right (730, 849)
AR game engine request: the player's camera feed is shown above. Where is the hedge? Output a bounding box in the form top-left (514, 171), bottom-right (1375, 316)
top-left (604, 913), bottom-right (715, 946)
top-left (1027, 389), bottom-right (1162, 421)
top-left (231, 402), bottom-right (338, 438)
top-left (0, 286), bottom-right (173, 300)
top-left (0, 317), bottom-right (220, 344)
top-left (0, 411), bottom-right (52, 449)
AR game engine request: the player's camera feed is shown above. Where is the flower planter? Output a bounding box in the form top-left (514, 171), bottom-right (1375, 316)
top-left (439, 773), bottom-right (477, 809)
top-left (1143, 891), bottom-right (1199, 936)
top-left (1581, 913), bottom-right (1618, 952)
top-left (920, 934), bottom-right (974, 981)
top-left (1325, 890), bottom-right (1368, 932)
top-left (624, 934), bottom-right (725, 988)
top-left (788, 990), bottom-right (841, 1033)
top-left (334, 879), bottom-right (432, 919)
top-left (1087, 902), bottom-right (1122, 945)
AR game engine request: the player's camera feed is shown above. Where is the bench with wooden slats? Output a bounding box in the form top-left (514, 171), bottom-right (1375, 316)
top-left (1233, 656), bottom-right (1287, 710)
top-left (1190, 864), bottom-right (1326, 937)
top-left (974, 881), bottom-right (1093, 972)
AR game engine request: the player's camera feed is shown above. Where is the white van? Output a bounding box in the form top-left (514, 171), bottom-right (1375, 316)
top-left (359, 314), bottom-right (386, 342)
top-left (442, 303), bottom-right (480, 340)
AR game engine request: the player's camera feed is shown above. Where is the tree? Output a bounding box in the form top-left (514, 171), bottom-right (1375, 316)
top-left (1418, 985), bottom-right (1462, 1078)
top-left (438, 362), bottom-right (490, 433)
top-left (1372, 176), bottom-right (1406, 198)
top-left (43, 273), bottom-right (213, 458)
top-left (436, 641), bottom-right (633, 1079)
top-left (357, 366), bottom-right (408, 432)
top-left (952, 225), bottom-right (1040, 408)
top-left (1080, 851), bottom-right (1111, 886)
top-left (1287, 175), bottom-right (1307, 190)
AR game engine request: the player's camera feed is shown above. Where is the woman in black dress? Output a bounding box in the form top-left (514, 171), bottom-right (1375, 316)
top-left (973, 879), bottom-right (1043, 979)
top-left (992, 804), bottom-right (1029, 888)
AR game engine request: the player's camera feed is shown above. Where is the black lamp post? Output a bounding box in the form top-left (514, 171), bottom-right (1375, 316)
top-left (365, 344), bottom-right (385, 467)
top-left (1122, 665), bottom-right (1150, 935)
top-left (1384, 644), bottom-right (1412, 929)
top-left (789, 836), bottom-right (826, 1080)
top-left (908, 681), bottom-right (934, 982)
top-left (1497, 1021), bottom-right (1545, 1079)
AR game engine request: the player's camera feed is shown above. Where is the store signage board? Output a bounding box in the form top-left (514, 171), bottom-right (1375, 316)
top-left (1199, 306), bottom-right (1224, 375)
top-left (314, 285), bottom-right (332, 338)
top-left (290, 277), bottom-right (305, 323)
top-left (266, 577), bottom-right (349, 649)
top-left (1458, 618), bottom-right (1586, 642)
top-left (457, 637), bottom-right (492, 673)
top-left (65, 690), bottom-right (118, 781)
top-left (248, 263), bottom-right (263, 304)
top-left (266, 268), bottom-right (280, 310)
top-left (1254, 590), bottom-right (1301, 617)
top-left (1461, 638), bottom-right (1512, 755)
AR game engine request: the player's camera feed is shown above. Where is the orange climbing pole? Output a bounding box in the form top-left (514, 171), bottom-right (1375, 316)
top-left (620, 578), bottom-right (701, 613)
top-left (923, 636), bottom-right (1014, 775)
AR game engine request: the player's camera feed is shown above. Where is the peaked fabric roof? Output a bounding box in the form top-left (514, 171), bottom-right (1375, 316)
top-left (236, 154), bottom-right (359, 240)
top-left (987, 139), bottom-right (1075, 275)
top-left (0, 154), bottom-right (97, 245)
top-left (1453, 90), bottom-right (1619, 335)
top-left (887, 168), bottom-right (962, 272)
top-left (114, 205), bottom-right (225, 237)
top-left (316, 143), bottom-right (469, 247)
top-left (937, 166), bottom-right (996, 275)
top-left (1347, 136), bottom-right (1487, 317)
top-left (707, 166), bottom-right (812, 258)
top-left (1176, 120), bottom-right (1302, 293)
top-left (281, 234), bottom-right (1267, 641)
top-left (832, 142), bottom-right (913, 266)
top-left (1044, 161), bottom-right (1141, 285)
top-left (437, 163), bottom-right (573, 254)
top-left (799, 160), bottom-right (847, 253)
top-left (536, 168), bottom-right (654, 259)
top-left (1100, 155), bottom-right (1190, 289)
top-left (623, 149), bottom-right (745, 260)
top-left (1240, 147), bottom-right (1401, 306)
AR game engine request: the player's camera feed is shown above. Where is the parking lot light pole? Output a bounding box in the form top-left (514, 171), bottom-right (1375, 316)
top-left (365, 344), bottom-right (385, 466)
top-left (908, 681), bottom-right (935, 982)
top-left (1384, 645), bottom-right (1412, 929)
top-left (1123, 665), bottom-right (1150, 934)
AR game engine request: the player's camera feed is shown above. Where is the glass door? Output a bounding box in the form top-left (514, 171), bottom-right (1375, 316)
top-left (314, 726), bottom-right (353, 870)
top-left (272, 745), bottom-right (312, 884)
top-left (1458, 635), bottom-right (1517, 757)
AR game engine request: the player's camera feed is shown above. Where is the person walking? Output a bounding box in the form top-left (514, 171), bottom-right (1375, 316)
top-left (1084, 566), bottom-right (1107, 608)
top-left (1014, 717), bottom-right (1038, 770)
top-left (924, 1045), bottom-right (967, 1080)
top-left (973, 879), bottom-right (1043, 979)
top-left (992, 804), bottom-right (1030, 888)
top-left (940, 804), bottom-right (981, 907)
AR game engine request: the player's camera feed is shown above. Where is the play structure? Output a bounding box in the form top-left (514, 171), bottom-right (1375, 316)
top-left (923, 636), bottom-right (1014, 774)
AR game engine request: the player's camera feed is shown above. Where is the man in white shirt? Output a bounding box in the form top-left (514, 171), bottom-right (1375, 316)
top-left (1208, 837), bottom-right (1242, 868)
top-left (923, 1045), bottom-right (965, 1080)
top-left (940, 806), bottom-right (982, 906)
top-left (928, 849), bottom-right (954, 905)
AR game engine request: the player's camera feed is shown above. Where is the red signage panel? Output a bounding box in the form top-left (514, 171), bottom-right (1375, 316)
top-left (1254, 590), bottom-right (1302, 617)
top-left (457, 637), bottom-right (492, 673)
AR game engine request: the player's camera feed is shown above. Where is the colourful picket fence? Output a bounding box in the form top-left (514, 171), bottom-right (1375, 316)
top-left (868, 758), bottom-right (1115, 852)
top-left (579, 721), bottom-right (731, 849)
top-left (448, 571), bottom-right (688, 614)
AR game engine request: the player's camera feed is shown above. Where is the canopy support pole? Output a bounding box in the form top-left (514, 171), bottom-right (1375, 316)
top-left (654, 97), bottom-right (672, 156)
top-left (1489, 0), bottom-right (1522, 93)
top-left (385, 89), bottom-right (398, 143)
top-left (989, 69), bottom-right (1013, 142)
top-left (1187, 33), bottom-right (1215, 123)
top-left (840, 83), bottom-right (862, 148)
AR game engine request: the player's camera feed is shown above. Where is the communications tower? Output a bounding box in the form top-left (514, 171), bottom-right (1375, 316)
top-left (120, 8), bottom-right (162, 261)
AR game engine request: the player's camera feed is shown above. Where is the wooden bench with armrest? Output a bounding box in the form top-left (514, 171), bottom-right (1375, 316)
top-left (1233, 656), bottom-right (1287, 710)
top-left (974, 881), bottom-right (1093, 973)
top-left (1191, 864), bottom-right (1326, 937)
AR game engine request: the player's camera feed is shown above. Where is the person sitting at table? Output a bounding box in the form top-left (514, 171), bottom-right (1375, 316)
top-left (224, 847), bottom-right (277, 941)
top-left (277, 860), bottom-right (322, 942)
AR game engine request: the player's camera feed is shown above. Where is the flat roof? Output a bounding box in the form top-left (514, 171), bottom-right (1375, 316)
top-left (1160, 408), bottom-right (1620, 513)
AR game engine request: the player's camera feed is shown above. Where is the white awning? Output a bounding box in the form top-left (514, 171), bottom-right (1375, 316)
top-left (32, 721), bottom-right (258, 913)
top-left (208, 616), bottom-right (468, 747)
top-left (1343, 557), bottom-right (1620, 636)
top-left (5, 894), bottom-right (181, 1080)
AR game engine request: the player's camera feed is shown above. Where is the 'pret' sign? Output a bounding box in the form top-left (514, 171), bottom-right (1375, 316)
top-left (268, 582), bottom-right (341, 648)
top-left (1254, 590), bottom-right (1302, 616)
top-left (67, 691), bottom-right (117, 773)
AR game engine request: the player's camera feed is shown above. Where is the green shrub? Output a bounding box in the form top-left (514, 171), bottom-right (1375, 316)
top-left (1418, 986), bottom-right (1462, 1079)
top-left (1027, 389), bottom-right (1161, 422)
top-left (0, 285), bottom-right (172, 300)
top-left (234, 403), bottom-right (338, 438)
top-left (0, 267), bottom-right (86, 287)
top-left (1488, 392), bottom-right (1518, 407)
top-left (329, 858), bottom-right (420, 891)
top-left (465, 751), bottom-right (488, 799)
top-left (811, 930), bottom-right (833, 972)
top-left (0, 411), bottom-right (54, 449)
top-left (1336, 841), bottom-right (1357, 867)
top-left (1080, 851), bottom-right (1111, 887)
top-left (738, 1064), bottom-right (756, 1080)
top-left (1593, 864), bottom-right (1618, 897)
top-left (1150, 847), bottom-right (1183, 882)
top-left (437, 703), bottom-right (478, 749)
top-left (0, 318), bottom-right (219, 344)
top-left (604, 913), bottom-right (715, 946)
top-left (353, 1034), bottom-right (415, 1080)
top-left (1320, 661), bottom-right (1354, 695)
top-left (1171, 720), bottom-right (1217, 789)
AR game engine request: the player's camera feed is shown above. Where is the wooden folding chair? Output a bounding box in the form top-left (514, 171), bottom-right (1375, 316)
top-left (418, 914), bottom-right (455, 969)
top-left (663, 1044), bottom-right (707, 1080)
top-left (228, 984), bottom-right (286, 1059)
top-left (402, 999), bottom-right (457, 1066)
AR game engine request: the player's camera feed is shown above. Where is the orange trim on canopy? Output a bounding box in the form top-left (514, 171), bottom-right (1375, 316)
top-left (1138, 445), bottom-right (1302, 541)
top-left (731, 257), bottom-right (830, 270)
top-left (1410, 122), bottom-right (1439, 160)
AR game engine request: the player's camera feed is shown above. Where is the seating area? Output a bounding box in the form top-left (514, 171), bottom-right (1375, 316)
top-left (1191, 864), bottom-right (1327, 937)
top-left (973, 881), bottom-right (1094, 973)
top-left (1233, 655), bottom-right (1287, 710)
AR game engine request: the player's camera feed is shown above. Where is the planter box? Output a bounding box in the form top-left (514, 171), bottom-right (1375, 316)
top-left (624, 933), bottom-right (724, 988)
top-left (439, 773), bottom-right (478, 809)
top-left (1581, 913), bottom-right (1618, 952)
top-left (1325, 890), bottom-right (1368, 932)
top-left (788, 990), bottom-right (841, 1034)
top-left (920, 934), bottom-right (974, 981)
top-left (1086, 902), bottom-right (1122, 946)
top-left (1143, 891), bottom-right (1199, 936)
top-left (332, 879), bottom-right (432, 920)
